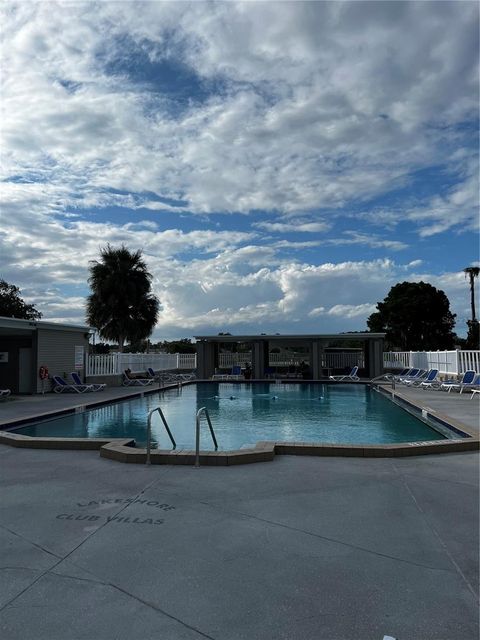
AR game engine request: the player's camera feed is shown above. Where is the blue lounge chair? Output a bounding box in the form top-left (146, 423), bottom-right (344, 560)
top-left (389, 368), bottom-right (411, 380)
top-left (417, 369), bottom-right (441, 389)
top-left (52, 375), bottom-right (91, 393)
top-left (71, 372), bottom-right (106, 392)
top-left (147, 367), bottom-right (160, 380)
top-left (402, 369), bottom-right (438, 387)
top-left (329, 366), bottom-right (359, 381)
top-left (226, 366), bottom-right (243, 380)
top-left (397, 368), bottom-right (425, 383)
top-left (440, 370), bottom-right (477, 393)
top-left (122, 371), bottom-right (154, 387)
top-left (0, 389), bottom-right (11, 400)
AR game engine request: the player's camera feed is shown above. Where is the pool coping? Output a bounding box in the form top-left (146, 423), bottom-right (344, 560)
top-left (0, 382), bottom-right (478, 464)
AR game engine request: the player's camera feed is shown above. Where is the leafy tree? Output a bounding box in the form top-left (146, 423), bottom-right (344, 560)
top-left (86, 245), bottom-right (160, 352)
top-left (465, 320), bottom-right (480, 349)
top-left (0, 279), bottom-right (42, 320)
top-left (157, 338), bottom-right (196, 354)
top-left (125, 339), bottom-right (149, 353)
top-left (367, 281), bottom-right (456, 350)
top-left (91, 342), bottom-right (111, 354)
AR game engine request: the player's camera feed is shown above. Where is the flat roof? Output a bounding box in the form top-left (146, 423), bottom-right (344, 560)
top-left (0, 316), bottom-right (91, 334)
top-left (195, 333), bottom-right (385, 341)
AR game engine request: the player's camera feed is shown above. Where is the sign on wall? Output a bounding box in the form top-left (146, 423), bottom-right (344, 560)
top-left (74, 346), bottom-right (85, 370)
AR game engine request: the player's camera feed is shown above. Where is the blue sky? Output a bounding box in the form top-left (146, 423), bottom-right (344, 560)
top-left (1, 1), bottom-right (478, 340)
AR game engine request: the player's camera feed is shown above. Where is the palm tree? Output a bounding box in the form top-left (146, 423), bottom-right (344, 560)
top-left (464, 266), bottom-right (480, 322)
top-left (86, 245), bottom-right (160, 352)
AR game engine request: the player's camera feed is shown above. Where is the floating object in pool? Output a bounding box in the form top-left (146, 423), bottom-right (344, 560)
top-left (271, 396), bottom-right (279, 400)
top-left (229, 396), bottom-right (236, 400)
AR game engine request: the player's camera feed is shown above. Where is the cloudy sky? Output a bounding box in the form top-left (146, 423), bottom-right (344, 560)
top-left (1, 0), bottom-right (478, 341)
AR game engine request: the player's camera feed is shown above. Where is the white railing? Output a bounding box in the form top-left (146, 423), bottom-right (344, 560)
top-left (323, 353), bottom-right (364, 369)
top-left (218, 353), bottom-right (253, 368)
top-left (383, 350), bottom-right (480, 376)
top-left (217, 352), bottom-right (364, 370)
top-left (86, 352), bottom-right (197, 377)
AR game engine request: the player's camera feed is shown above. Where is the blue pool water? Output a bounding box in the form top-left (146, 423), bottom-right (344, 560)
top-left (13, 383), bottom-right (446, 449)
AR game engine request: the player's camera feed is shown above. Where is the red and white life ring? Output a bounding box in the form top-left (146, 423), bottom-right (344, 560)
top-left (39, 366), bottom-right (49, 380)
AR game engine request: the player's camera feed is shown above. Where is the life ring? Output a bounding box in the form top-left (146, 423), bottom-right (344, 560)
top-left (39, 366), bottom-right (49, 380)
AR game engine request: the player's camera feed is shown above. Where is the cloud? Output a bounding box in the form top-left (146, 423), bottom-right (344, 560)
top-left (327, 303), bottom-right (378, 319)
top-left (322, 231), bottom-right (408, 251)
top-left (404, 163), bottom-right (479, 237)
top-left (1, 1), bottom-right (477, 223)
top-left (254, 219), bottom-right (331, 233)
top-left (0, 1), bottom-right (477, 340)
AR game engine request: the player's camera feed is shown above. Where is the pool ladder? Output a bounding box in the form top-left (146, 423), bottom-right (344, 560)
top-left (145, 406), bottom-right (218, 467)
top-left (146, 407), bottom-right (176, 465)
top-left (195, 407), bottom-right (218, 468)
top-left (369, 374), bottom-right (396, 393)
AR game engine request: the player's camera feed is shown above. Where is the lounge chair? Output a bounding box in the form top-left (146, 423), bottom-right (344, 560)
top-left (396, 368), bottom-right (426, 383)
top-left (71, 372), bottom-right (106, 392)
top-left (440, 370), bottom-right (477, 393)
top-left (52, 375), bottom-right (91, 393)
top-left (147, 367), bottom-right (160, 380)
top-left (212, 372), bottom-right (228, 380)
top-left (177, 370), bottom-right (196, 381)
top-left (0, 389), bottom-right (11, 400)
top-left (122, 371), bottom-right (154, 387)
top-left (380, 368), bottom-right (411, 381)
top-left (226, 366), bottom-right (243, 380)
top-left (417, 369), bottom-right (441, 389)
top-left (329, 366), bottom-right (359, 381)
top-left (402, 369), bottom-right (438, 387)
top-left (397, 367), bottom-right (419, 379)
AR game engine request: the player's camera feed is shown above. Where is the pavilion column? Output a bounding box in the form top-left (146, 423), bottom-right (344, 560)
top-left (196, 341), bottom-right (216, 379)
top-left (311, 340), bottom-right (323, 379)
top-left (252, 341), bottom-right (266, 379)
top-left (366, 338), bottom-right (384, 378)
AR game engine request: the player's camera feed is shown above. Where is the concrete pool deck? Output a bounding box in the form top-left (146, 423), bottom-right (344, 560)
top-left (0, 383), bottom-right (479, 639)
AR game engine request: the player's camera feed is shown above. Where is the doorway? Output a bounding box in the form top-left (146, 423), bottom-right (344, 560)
top-left (19, 347), bottom-right (33, 393)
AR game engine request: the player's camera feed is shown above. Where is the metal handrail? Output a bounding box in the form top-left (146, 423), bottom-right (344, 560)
top-left (369, 374), bottom-right (395, 393)
top-left (195, 407), bottom-right (218, 468)
top-left (146, 407), bottom-right (176, 465)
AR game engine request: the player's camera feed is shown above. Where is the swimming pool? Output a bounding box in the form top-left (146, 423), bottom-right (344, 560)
top-left (13, 383), bottom-right (447, 450)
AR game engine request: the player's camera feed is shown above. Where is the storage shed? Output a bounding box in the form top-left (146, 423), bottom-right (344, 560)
top-left (0, 316), bottom-right (91, 394)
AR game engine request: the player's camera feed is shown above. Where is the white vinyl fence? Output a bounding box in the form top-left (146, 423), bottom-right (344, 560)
top-left (86, 353), bottom-right (197, 377)
top-left (383, 350), bottom-right (480, 376)
top-left (87, 349), bottom-right (479, 378)
top-left (87, 350), bottom-right (364, 376)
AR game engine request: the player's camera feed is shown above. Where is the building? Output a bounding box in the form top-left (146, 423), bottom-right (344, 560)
top-left (195, 333), bottom-right (386, 379)
top-left (0, 316), bottom-right (91, 394)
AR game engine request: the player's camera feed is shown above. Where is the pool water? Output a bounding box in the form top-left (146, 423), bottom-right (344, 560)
top-left (14, 383), bottom-right (446, 450)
